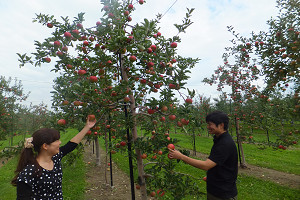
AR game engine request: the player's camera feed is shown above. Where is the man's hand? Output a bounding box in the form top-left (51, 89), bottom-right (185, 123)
top-left (168, 148), bottom-right (183, 160)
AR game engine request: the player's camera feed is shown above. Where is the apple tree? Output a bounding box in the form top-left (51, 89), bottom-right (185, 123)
top-left (250, 0), bottom-right (299, 94)
top-left (0, 76), bottom-right (29, 143)
top-left (18, 0), bottom-right (204, 199)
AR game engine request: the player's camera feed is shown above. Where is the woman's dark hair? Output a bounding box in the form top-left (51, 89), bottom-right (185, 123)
top-left (11, 128), bottom-right (60, 186)
top-left (206, 111), bottom-right (229, 131)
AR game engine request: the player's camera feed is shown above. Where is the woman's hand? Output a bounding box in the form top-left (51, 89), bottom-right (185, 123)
top-left (70, 115), bottom-right (97, 144)
top-left (86, 115), bottom-right (97, 129)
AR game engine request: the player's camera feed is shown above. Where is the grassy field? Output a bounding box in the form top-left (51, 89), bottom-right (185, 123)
top-left (0, 129), bottom-right (86, 200)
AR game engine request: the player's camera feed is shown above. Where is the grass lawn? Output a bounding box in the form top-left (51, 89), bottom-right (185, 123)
top-left (0, 129), bottom-right (86, 200)
top-left (0, 134), bottom-right (31, 151)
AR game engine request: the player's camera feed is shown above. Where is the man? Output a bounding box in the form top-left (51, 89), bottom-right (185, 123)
top-left (168, 111), bottom-right (238, 200)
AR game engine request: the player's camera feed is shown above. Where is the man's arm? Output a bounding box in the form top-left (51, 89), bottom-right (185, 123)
top-left (168, 149), bottom-right (216, 171)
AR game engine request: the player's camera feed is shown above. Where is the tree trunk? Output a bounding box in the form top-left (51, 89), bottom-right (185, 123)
top-left (192, 130), bottom-right (196, 156)
top-left (235, 118), bottom-right (247, 168)
top-left (120, 55), bottom-right (147, 200)
top-left (94, 137), bottom-right (101, 166)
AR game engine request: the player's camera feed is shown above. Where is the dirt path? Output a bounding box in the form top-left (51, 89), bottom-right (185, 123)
top-left (83, 141), bottom-right (143, 200)
top-left (193, 151), bottom-right (300, 189)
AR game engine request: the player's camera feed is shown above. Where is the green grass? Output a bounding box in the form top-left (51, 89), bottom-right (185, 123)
top-left (0, 134), bottom-right (31, 151)
top-left (237, 174), bottom-right (300, 200)
top-left (0, 156), bottom-right (18, 200)
top-left (0, 129), bottom-right (87, 200)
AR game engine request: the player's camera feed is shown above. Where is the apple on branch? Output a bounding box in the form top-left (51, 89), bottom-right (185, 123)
top-left (170, 42), bottom-right (177, 48)
top-left (88, 115), bottom-right (96, 121)
top-left (57, 119), bottom-right (66, 125)
top-left (185, 98), bottom-right (193, 104)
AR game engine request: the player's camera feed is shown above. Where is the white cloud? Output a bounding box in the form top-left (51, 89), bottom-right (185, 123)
top-left (0, 0), bottom-right (278, 108)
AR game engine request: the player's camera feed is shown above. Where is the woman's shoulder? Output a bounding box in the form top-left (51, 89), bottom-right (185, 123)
top-left (21, 164), bottom-right (36, 173)
top-left (17, 164), bottom-right (37, 184)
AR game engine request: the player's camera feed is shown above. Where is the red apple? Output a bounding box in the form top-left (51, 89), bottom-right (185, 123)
top-left (148, 109), bottom-right (155, 114)
top-left (56, 51), bottom-right (63, 57)
top-left (83, 41), bottom-right (89, 46)
top-left (120, 141), bottom-right (126, 146)
top-left (150, 45), bottom-right (157, 51)
top-left (161, 106), bottom-right (168, 112)
top-left (140, 79), bottom-right (147, 84)
top-left (177, 121), bottom-right (183, 127)
top-left (139, 0), bottom-right (144, 4)
top-left (157, 189), bottom-right (165, 197)
top-left (47, 23), bottom-right (53, 28)
top-left (62, 100), bottom-right (69, 105)
top-left (89, 76), bottom-right (98, 82)
top-left (66, 64), bottom-right (73, 69)
top-left (170, 42), bottom-right (177, 48)
top-left (43, 57), bottom-right (51, 63)
top-left (169, 115), bottom-right (176, 121)
top-left (181, 118), bottom-right (189, 125)
top-left (64, 32), bottom-right (72, 38)
top-left (150, 191), bottom-right (156, 197)
top-left (57, 119), bottom-right (66, 125)
top-left (54, 41), bottom-right (61, 47)
top-left (124, 96), bottom-right (130, 102)
top-left (62, 46), bottom-right (68, 52)
top-left (108, 13), bottom-right (114, 18)
top-left (72, 29), bottom-right (79, 34)
top-left (141, 153), bottom-right (147, 159)
top-left (128, 4), bottom-right (134, 9)
top-left (78, 69), bottom-right (87, 75)
top-left (169, 83), bottom-right (176, 89)
top-left (129, 55), bottom-right (136, 62)
top-left (73, 101), bottom-right (81, 106)
top-left (167, 144), bottom-right (175, 150)
top-left (185, 98), bottom-right (193, 104)
top-left (160, 116), bottom-right (166, 122)
top-left (88, 115), bottom-right (96, 121)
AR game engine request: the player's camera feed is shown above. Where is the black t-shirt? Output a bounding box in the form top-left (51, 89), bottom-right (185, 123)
top-left (16, 141), bottom-right (78, 200)
top-left (207, 132), bottom-right (238, 198)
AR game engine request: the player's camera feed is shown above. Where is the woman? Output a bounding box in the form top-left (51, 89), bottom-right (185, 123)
top-left (11, 116), bottom-right (96, 200)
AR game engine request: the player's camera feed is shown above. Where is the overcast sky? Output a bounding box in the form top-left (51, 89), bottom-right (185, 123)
top-left (0, 0), bottom-right (278, 109)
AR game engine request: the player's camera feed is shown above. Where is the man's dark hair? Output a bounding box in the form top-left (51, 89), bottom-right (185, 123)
top-left (206, 111), bottom-right (229, 131)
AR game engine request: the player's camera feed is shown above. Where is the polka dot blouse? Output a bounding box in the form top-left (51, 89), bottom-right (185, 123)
top-left (17, 141), bottom-right (78, 200)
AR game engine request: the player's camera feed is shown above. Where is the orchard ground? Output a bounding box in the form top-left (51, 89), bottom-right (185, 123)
top-left (81, 136), bottom-right (300, 199)
top-left (0, 130), bottom-right (299, 199)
